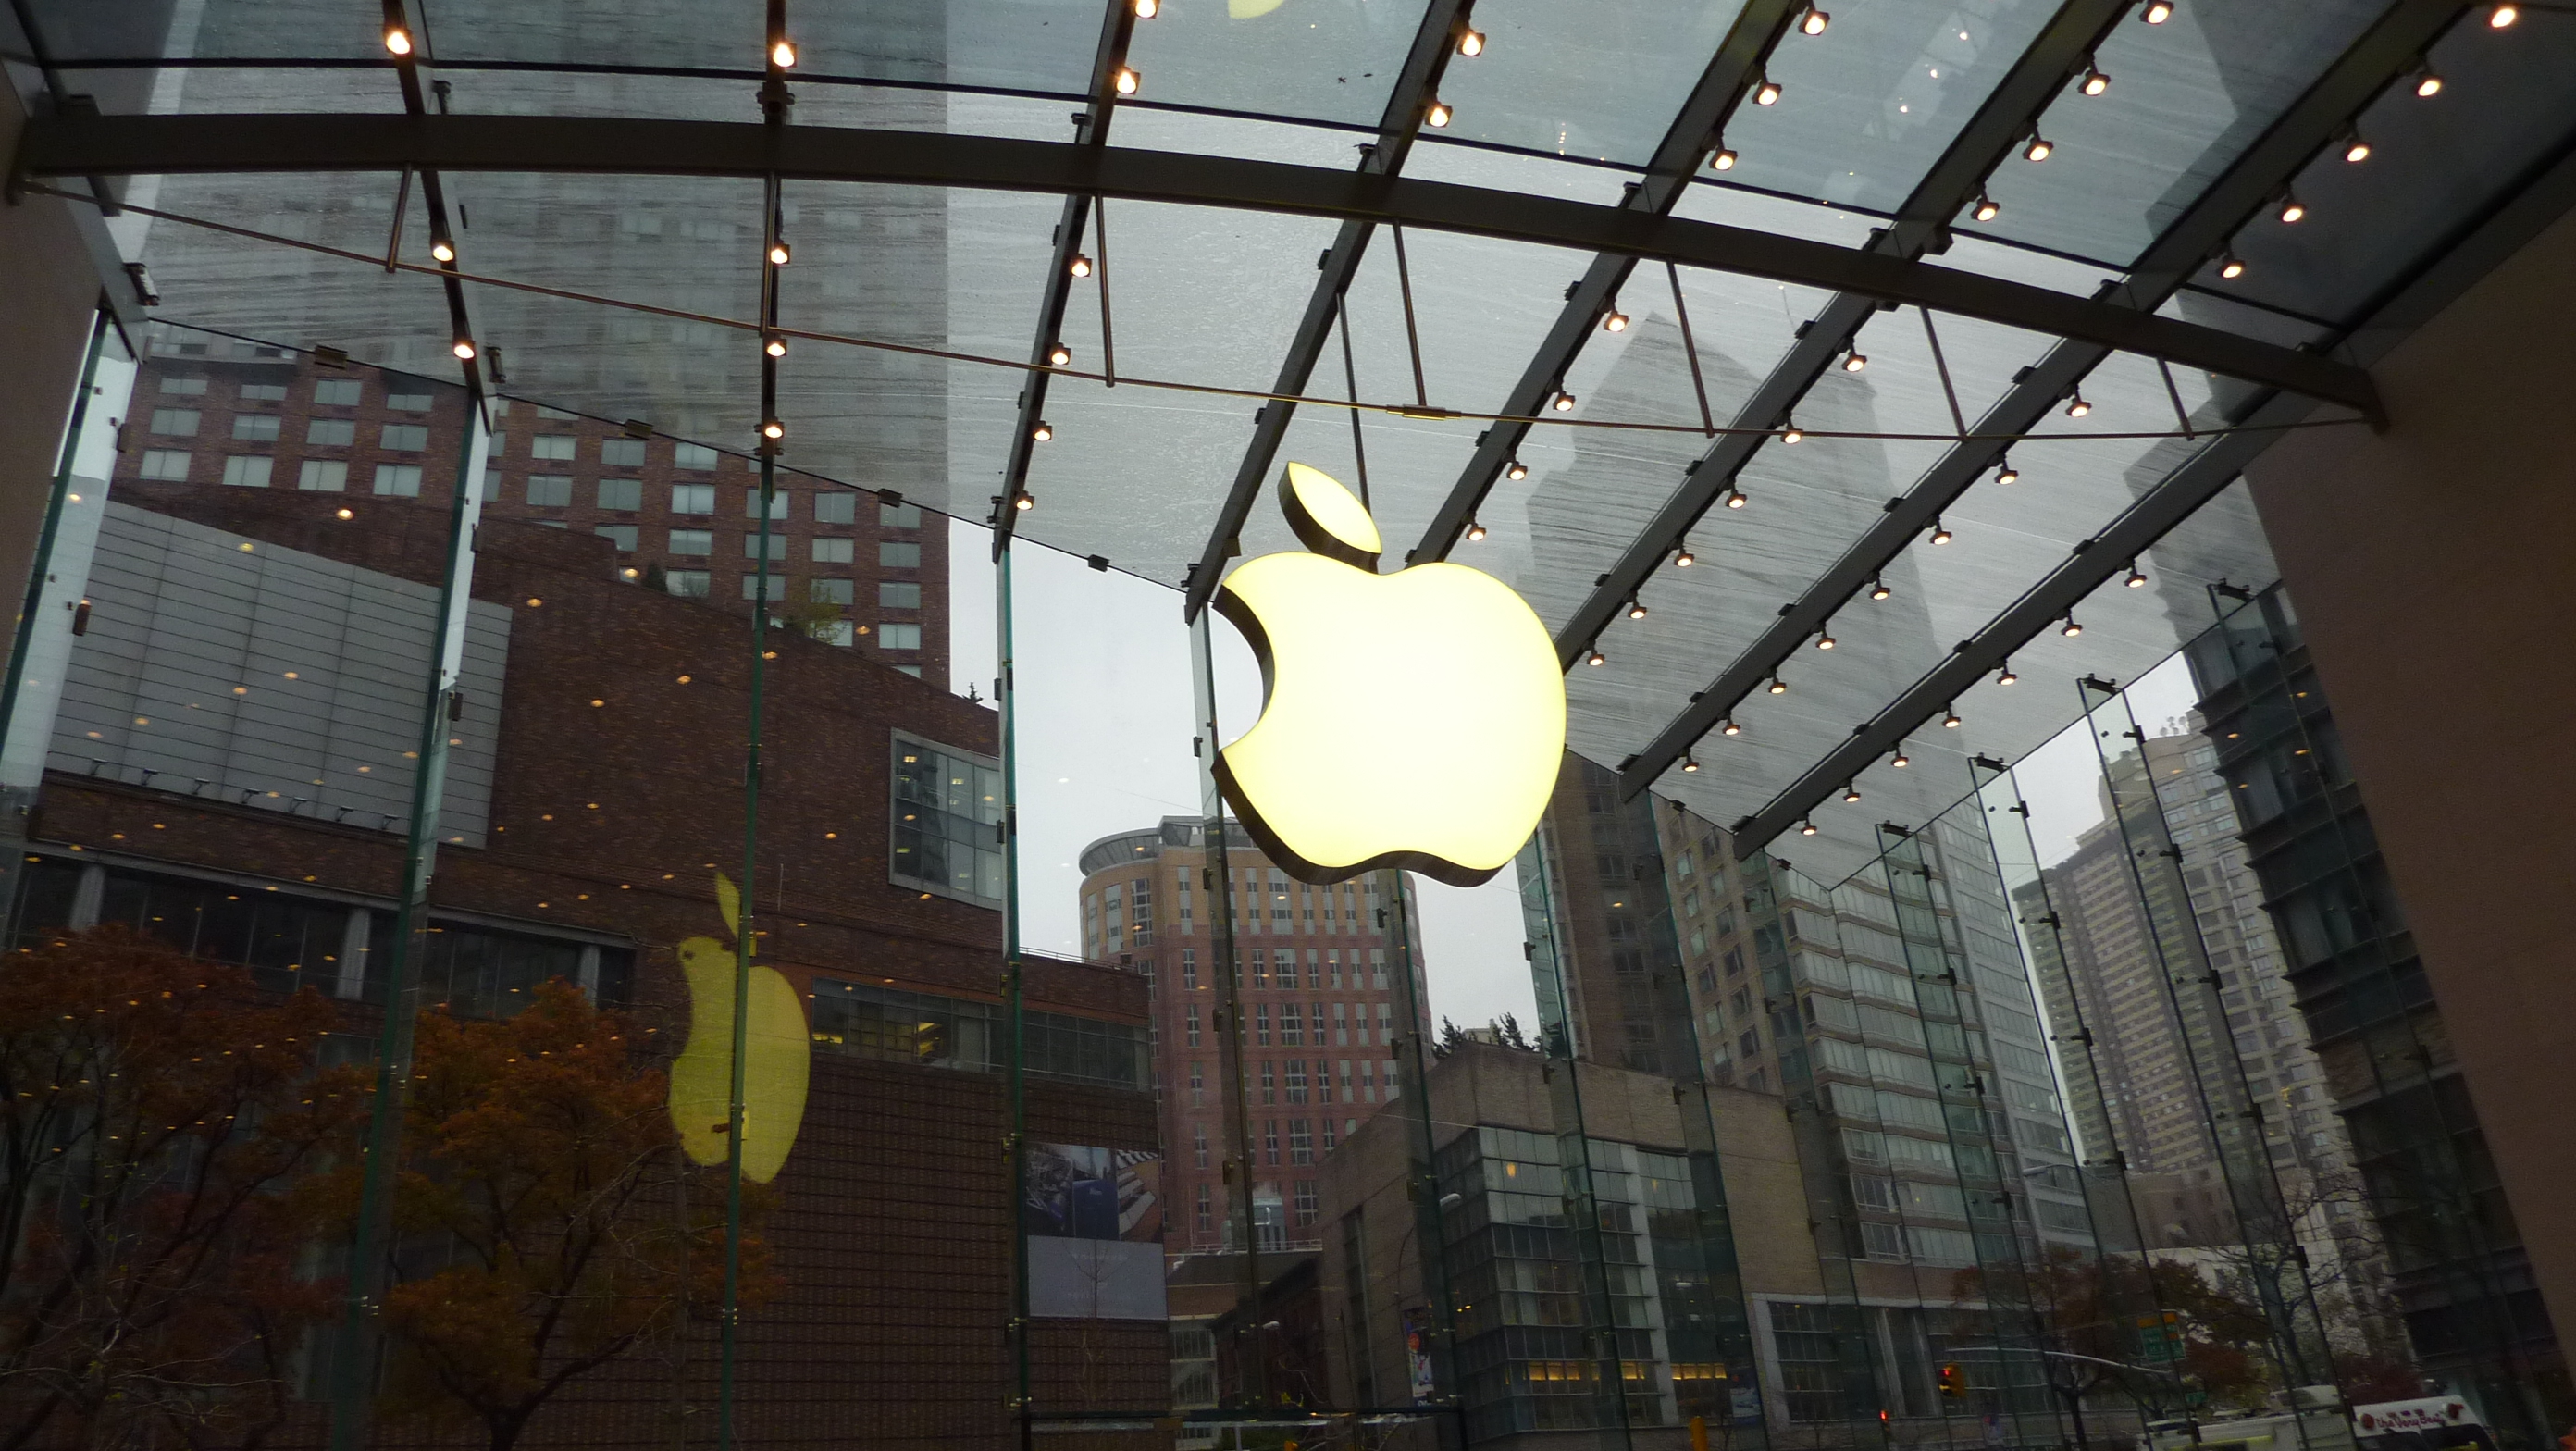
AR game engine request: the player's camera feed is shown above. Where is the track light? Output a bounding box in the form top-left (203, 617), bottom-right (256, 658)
top-left (1929, 519), bottom-right (1952, 545)
top-left (2142, 0), bottom-right (2173, 21)
top-left (764, 334), bottom-right (788, 358)
top-left (429, 238), bottom-right (456, 264)
top-left (1781, 424), bottom-right (1803, 444)
top-left (2413, 63), bottom-right (2443, 98)
top-left (1456, 27), bottom-right (1484, 56)
top-left (768, 240), bottom-right (792, 266)
top-left (1032, 420), bottom-right (1054, 442)
top-left (1768, 677), bottom-right (1788, 696)
top-left (1942, 706), bottom-right (1962, 729)
top-left (1552, 391), bottom-right (1577, 412)
top-left (1870, 578), bottom-right (1891, 601)
top-left (1725, 488), bottom-right (1748, 510)
top-left (2278, 193), bottom-right (2307, 224)
top-left (1842, 349), bottom-right (1867, 373)
top-left (1674, 540), bottom-right (1695, 567)
top-left (1604, 308), bottom-right (1629, 333)
top-left (2125, 563), bottom-right (2149, 588)
top-left (1998, 663), bottom-right (2018, 685)
top-left (384, 26), bottom-right (413, 55)
top-left (1722, 718), bottom-right (1742, 737)
top-left (2218, 252), bottom-right (2247, 279)
top-left (1114, 67), bottom-right (1141, 95)
top-left (1629, 598), bottom-right (1650, 621)
top-left (1466, 519), bottom-right (1487, 542)
top-left (1587, 648), bottom-right (1607, 667)
top-left (2062, 616), bottom-right (2083, 637)
top-left (1800, 7), bottom-right (1830, 35)
top-left (2491, 3), bottom-right (2519, 26)
top-left (1682, 755), bottom-right (1701, 774)
top-left (1842, 783), bottom-right (1863, 803)
top-left (1801, 819), bottom-right (1819, 836)
top-left (2064, 393), bottom-right (2092, 417)
top-left (1710, 145), bottom-right (1739, 172)
top-left (1014, 491), bottom-right (1035, 512)
top-left (1070, 254), bottom-right (1093, 278)
top-left (1815, 630), bottom-right (1836, 651)
top-left (771, 38), bottom-right (798, 67)
top-left (2342, 130), bottom-right (2372, 164)
top-left (1891, 750), bottom-right (1910, 768)
top-left (452, 337), bottom-right (477, 360)
top-left (1048, 341), bottom-right (1073, 367)
top-left (1426, 99), bottom-right (1454, 128)
top-left (1996, 458), bottom-right (2020, 485)
top-left (1753, 74), bottom-right (1782, 106)
top-left (1973, 194), bottom-right (2000, 223)
top-left (2025, 133), bottom-right (2054, 162)
top-left (761, 418), bottom-right (786, 440)
top-left (2080, 64), bottom-right (2111, 97)
top-left (1134, 0), bottom-right (1159, 15)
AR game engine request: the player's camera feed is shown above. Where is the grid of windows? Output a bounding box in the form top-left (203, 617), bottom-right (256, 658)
top-left (373, 464), bottom-right (423, 497)
top-left (890, 734), bottom-right (1003, 907)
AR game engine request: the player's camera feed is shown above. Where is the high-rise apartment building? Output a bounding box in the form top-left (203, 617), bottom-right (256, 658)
top-left (1076, 818), bottom-right (1430, 1257)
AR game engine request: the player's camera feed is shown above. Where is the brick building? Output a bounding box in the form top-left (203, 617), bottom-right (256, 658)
top-left (6, 467), bottom-right (1159, 1448)
top-left (116, 326), bottom-right (951, 691)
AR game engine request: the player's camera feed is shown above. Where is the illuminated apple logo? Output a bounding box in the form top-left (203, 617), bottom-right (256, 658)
top-left (1212, 463), bottom-right (1564, 887)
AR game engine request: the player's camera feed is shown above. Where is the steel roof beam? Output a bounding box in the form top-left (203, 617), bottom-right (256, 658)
top-left (11, 111), bottom-right (2384, 418)
top-left (1613, 0), bottom-right (2466, 803)
top-left (1177, 0), bottom-right (1471, 619)
top-left (1383, 0), bottom-right (1805, 579)
top-left (991, 0), bottom-right (1141, 554)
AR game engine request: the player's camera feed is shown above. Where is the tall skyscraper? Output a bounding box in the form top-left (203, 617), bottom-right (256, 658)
top-left (1076, 818), bottom-right (1428, 1257)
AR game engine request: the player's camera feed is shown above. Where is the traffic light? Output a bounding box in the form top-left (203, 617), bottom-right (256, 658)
top-left (1938, 1364), bottom-right (1965, 1400)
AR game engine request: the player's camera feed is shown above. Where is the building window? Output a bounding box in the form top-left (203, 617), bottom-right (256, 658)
top-left (373, 464), bottom-right (423, 497)
top-left (1294, 1180), bottom-right (1318, 1227)
top-left (387, 392), bottom-right (433, 412)
top-left (305, 417), bottom-right (356, 446)
top-left (813, 491), bottom-right (856, 525)
top-left (879, 624), bottom-right (923, 651)
top-left (1281, 1002), bottom-right (1302, 1047)
top-left (601, 437), bottom-right (647, 469)
top-left (1259, 1061), bottom-right (1275, 1106)
top-left (1255, 1004), bottom-right (1270, 1047)
top-left (296, 460), bottom-right (348, 492)
top-left (536, 404), bottom-right (576, 420)
top-left (487, 431), bottom-right (507, 459)
top-left (667, 528), bottom-right (712, 556)
top-left (379, 424), bottom-right (428, 452)
top-left (158, 377), bottom-right (207, 395)
top-left (531, 434), bottom-right (576, 461)
top-left (882, 502), bottom-right (921, 528)
top-left (1189, 1060), bottom-right (1204, 1108)
top-left (1182, 949), bottom-right (1197, 991)
top-left (744, 488), bottom-right (790, 519)
top-left (744, 533), bottom-right (788, 560)
top-left (1187, 1005), bottom-right (1201, 1048)
top-left (231, 415), bottom-right (280, 441)
top-left (138, 450), bottom-right (192, 480)
top-left (741, 575), bottom-right (787, 601)
top-left (1196, 1184), bottom-right (1212, 1234)
top-left (238, 382), bottom-right (288, 402)
top-left (315, 378), bottom-right (362, 406)
top-left (889, 733), bottom-right (1004, 907)
top-left (880, 540), bottom-right (922, 568)
top-left (1285, 1060), bottom-right (1307, 1103)
top-left (880, 581), bottom-right (923, 610)
top-left (809, 577), bottom-right (854, 606)
top-left (1263, 1122), bottom-right (1279, 1166)
top-left (663, 569), bottom-right (711, 599)
top-left (670, 483), bottom-right (715, 515)
top-left (148, 408), bottom-right (199, 436)
top-left (1289, 1120), bottom-right (1312, 1166)
top-left (1194, 1123), bottom-right (1208, 1169)
top-left (597, 478), bottom-right (643, 512)
top-left (594, 525), bottom-right (638, 552)
top-left (811, 537), bottom-right (854, 564)
top-left (675, 441), bottom-right (719, 470)
top-left (221, 456), bottom-right (272, 488)
top-left (526, 475), bottom-right (573, 507)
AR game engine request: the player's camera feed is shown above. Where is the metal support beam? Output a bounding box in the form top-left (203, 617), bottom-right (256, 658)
top-left (10, 111), bottom-right (2383, 416)
top-left (1176, 0), bottom-right (1468, 619)
top-left (991, 0), bottom-right (1139, 552)
top-left (1381, 0), bottom-right (1805, 578)
top-left (1613, 0), bottom-right (2466, 800)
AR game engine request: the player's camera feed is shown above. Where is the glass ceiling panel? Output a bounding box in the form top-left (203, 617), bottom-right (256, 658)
top-left (1967, 0), bottom-right (2385, 267)
top-left (1722, 0), bottom-right (2061, 215)
top-left (1123, 0), bottom-right (1434, 130)
top-left (1430, 0), bottom-right (1751, 167)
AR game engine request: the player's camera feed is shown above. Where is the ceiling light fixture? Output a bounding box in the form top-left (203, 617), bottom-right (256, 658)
top-left (761, 418), bottom-right (786, 440)
top-left (1842, 349), bottom-right (1868, 372)
top-left (1781, 423), bottom-right (1804, 443)
top-left (1457, 26), bottom-right (1485, 56)
top-left (2142, 0), bottom-right (2173, 21)
top-left (1722, 718), bottom-right (1742, 737)
top-left (1466, 519), bottom-right (1488, 541)
top-left (451, 337), bottom-right (477, 360)
top-left (1973, 193), bottom-right (2000, 222)
top-left (1604, 308), bottom-right (1630, 333)
top-left (1768, 676), bottom-right (1789, 695)
top-left (1870, 577), bottom-right (1892, 601)
top-left (764, 333), bottom-right (788, 358)
top-left (1891, 750), bottom-right (1910, 768)
top-left (2491, 4), bottom-right (2519, 26)
top-left (1426, 98), bottom-right (1454, 128)
top-left (2064, 392), bottom-right (2092, 417)
top-left (2413, 63), bottom-right (2443, 98)
top-left (429, 238), bottom-right (456, 264)
top-left (1134, 0), bottom-right (1159, 15)
top-left (2081, 62), bottom-right (2111, 96)
top-left (771, 38), bottom-right (798, 67)
top-left (2342, 130), bottom-right (2372, 164)
top-left (2278, 193), bottom-right (2307, 224)
top-left (1929, 518), bottom-right (1953, 545)
top-left (1674, 539), bottom-right (1695, 567)
top-left (1996, 457), bottom-right (2020, 485)
top-left (2218, 252), bottom-right (2248, 279)
top-left (768, 240), bottom-right (792, 266)
top-left (1753, 74), bottom-right (1782, 106)
top-left (1710, 144), bottom-right (1740, 172)
top-left (1587, 648), bottom-right (1607, 667)
top-left (1629, 598), bottom-right (1650, 621)
top-left (1997, 663), bottom-right (2019, 685)
top-left (1070, 254), bottom-right (1093, 278)
top-left (1048, 341), bottom-right (1073, 366)
top-left (2062, 615), bottom-right (2083, 637)
top-left (2125, 563), bottom-right (2149, 588)
top-left (1801, 7), bottom-right (1830, 35)
top-left (1815, 630), bottom-right (1836, 651)
top-left (1551, 390), bottom-right (1578, 412)
top-left (384, 27), bottom-right (413, 55)
top-left (2025, 132), bottom-right (2054, 162)
top-left (1014, 491), bottom-right (1035, 512)
top-left (1032, 420), bottom-right (1054, 442)
top-left (1801, 819), bottom-right (1819, 836)
top-left (1506, 458), bottom-right (1529, 481)
top-left (1842, 783), bottom-right (1863, 803)
top-left (1942, 705), bottom-right (1962, 729)
top-left (1725, 487), bottom-right (1749, 509)
top-left (1114, 66), bottom-right (1142, 95)
top-left (1681, 755), bottom-right (1702, 774)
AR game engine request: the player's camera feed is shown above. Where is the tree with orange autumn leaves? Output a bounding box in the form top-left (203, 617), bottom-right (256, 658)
top-left (358, 980), bottom-right (782, 1451)
top-left (0, 925), bottom-right (367, 1451)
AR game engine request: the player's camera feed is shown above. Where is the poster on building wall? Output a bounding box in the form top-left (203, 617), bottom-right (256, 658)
top-left (1025, 1143), bottom-right (1166, 1321)
top-left (1401, 1309), bottom-right (1435, 1404)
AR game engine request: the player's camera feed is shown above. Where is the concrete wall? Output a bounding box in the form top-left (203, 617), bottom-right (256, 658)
top-left (2240, 201), bottom-right (2576, 1343)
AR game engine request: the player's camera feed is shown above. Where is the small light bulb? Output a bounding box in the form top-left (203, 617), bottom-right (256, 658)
top-left (1998, 664), bottom-right (2019, 685)
top-left (2081, 68), bottom-right (2111, 97)
top-left (1930, 521), bottom-right (1952, 545)
top-left (1996, 459), bottom-right (2020, 485)
top-left (1552, 391), bottom-right (1577, 412)
top-left (1843, 784), bottom-right (1862, 803)
top-left (1870, 579), bottom-right (1891, 601)
top-left (1426, 99), bottom-right (1453, 128)
top-left (1114, 67), bottom-right (1141, 96)
top-left (1629, 600), bottom-right (1650, 621)
top-left (1782, 425), bottom-right (1804, 444)
top-left (1942, 708), bottom-right (1961, 729)
top-left (336, 507), bottom-right (354, 520)
top-left (761, 419), bottom-right (785, 440)
top-left (1604, 310), bottom-right (1629, 333)
top-left (384, 27), bottom-right (413, 56)
top-left (765, 334), bottom-right (788, 358)
top-left (1456, 27), bottom-right (1484, 56)
top-left (1134, 0), bottom-right (1158, 16)
top-left (1070, 254), bottom-right (1093, 278)
top-left (2415, 67), bottom-right (2443, 98)
top-left (771, 39), bottom-right (798, 68)
top-left (769, 241), bottom-right (792, 266)
top-left (452, 338), bottom-right (477, 360)
top-left (1587, 649), bottom-right (1607, 667)
top-left (429, 239), bottom-right (456, 264)
top-left (1014, 492), bottom-right (1035, 512)
top-left (1768, 677), bottom-right (1788, 696)
top-left (2219, 253), bottom-right (2247, 279)
top-left (1800, 820), bottom-right (1818, 836)
top-left (1673, 543), bottom-right (1695, 567)
top-left (2062, 617), bottom-right (2083, 637)
top-left (2492, 4), bottom-right (2519, 26)
top-left (1682, 756), bottom-right (1702, 774)
top-left (2125, 564), bottom-right (2149, 588)
top-left (2279, 195), bottom-right (2307, 224)
top-left (1754, 78), bottom-right (1782, 106)
top-left (1722, 718), bottom-right (1742, 736)
top-left (1802, 8), bottom-right (1830, 36)
top-left (2025, 134), bottom-right (2053, 162)
top-left (1892, 751), bottom-right (1910, 768)
top-left (1726, 488), bottom-right (1748, 510)
top-left (1710, 146), bottom-right (1739, 172)
top-left (2064, 394), bottom-right (2092, 417)
top-left (1048, 342), bottom-right (1073, 367)
top-left (1506, 459), bottom-right (1529, 481)
top-left (2143, 0), bottom-right (2173, 22)
top-left (1032, 421), bottom-right (1053, 442)
top-left (1466, 520), bottom-right (1487, 542)
top-left (1816, 632), bottom-right (1835, 651)
top-left (2344, 134), bottom-right (2372, 164)
top-left (1842, 351), bottom-right (1867, 373)
top-left (1973, 194), bottom-right (2000, 223)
